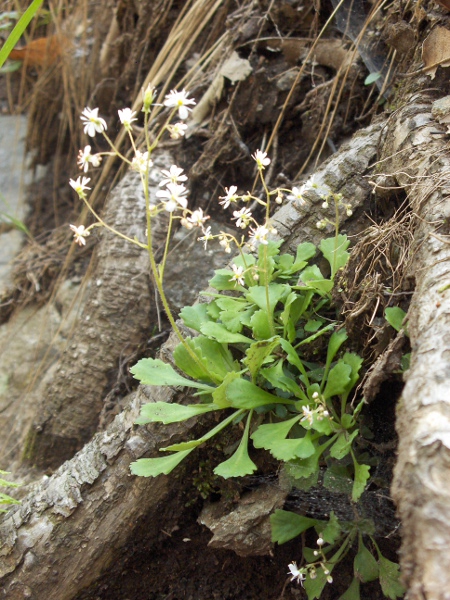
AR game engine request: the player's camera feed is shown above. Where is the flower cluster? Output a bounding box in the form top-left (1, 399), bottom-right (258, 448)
top-left (288, 536), bottom-right (333, 589)
top-left (301, 391), bottom-right (331, 427)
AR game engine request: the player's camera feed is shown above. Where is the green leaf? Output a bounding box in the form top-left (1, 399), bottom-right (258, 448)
top-left (292, 242), bottom-right (317, 271)
top-left (330, 429), bottom-right (359, 459)
top-left (352, 460), bottom-right (371, 502)
top-left (320, 234), bottom-right (350, 278)
top-left (212, 371), bottom-right (240, 408)
top-left (130, 358), bottom-right (211, 390)
top-left (364, 71), bottom-right (382, 85)
top-left (0, 0), bottom-right (44, 70)
top-left (252, 418), bottom-right (315, 461)
top-left (270, 509), bottom-right (318, 544)
top-left (321, 511), bottom-right (342, 544)
top-left (354, 539), bottom-right (379, 583)
top-left (299, 265), bottom-right (333, 294)
top-left (130, 449), bottom-right (194, 477)
top-left (261, 361), bottom-right (306, 399)
top-left (180, 303), bottom-right (211, 332)
top-left (213, 413), bottom-right (257, 478)
top-left (279, 338), bottom-right (310, 385)
top-left (325, 329), bottom-right (348, 367)
top-left (136, 401), bottom-right (218, 425)
top-left (341, 352), bottom-right (363, 401)
top-left (385, 307), bottom-right (406, 333)
top-left (226, 378), bottom-right (294, 409)
top-left (173, 336), bottom-right (236, 384)
top-left (378, 555), bottom-right (405, 599)
top-left (339, 578), bottom-right (360, 600)
top-left (246, 284), bottom-right (289, 314)
top-left (250, 309), bottom-right (273, 339)
top-left (305, 319), bottom-right (323, 332)
top-left (243, 337), bottom-right (280, 380)
top-left (323, 464), bottom-right (352, 494)
top-left (323, 361), bottom-right (352, 399)
top-left (200, 321), bottom-right (252, 344)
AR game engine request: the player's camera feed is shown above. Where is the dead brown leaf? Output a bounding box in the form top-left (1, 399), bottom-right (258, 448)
top-left (422, 26), bottom-right (450, 79)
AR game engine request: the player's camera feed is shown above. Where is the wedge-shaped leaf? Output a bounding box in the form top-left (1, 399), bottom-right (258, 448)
top-left (322, 511), bottom-right (342, 544)
top-left (216, 296), bottom-right (251, 333)
top-left (352, 460), bottom-right (370, 502)
top-left (174, 336), bottom-right (236, 384)
top-left (250, 309), bottom-right (273, 339)
top-left (136, 401), bottom-right (219, 425)
top-left (378, 556), bottom-right (405, 599)
top-left (226, 378), bottom-right (294, 409)
top-left (330, 429), bottom-right (359, 459)
top-left (246, 284), bottom-right (289, 315)
top-left (251, 416), bottom-right (300, 450)
top-left (252, 418), bottom-right (315, 462)
top-left (131, 358), bottom-right (211, 390)
top-left (270, 509), bottom-right (318, 544)
top-left (180, 303), bottom-right (211, 332)
top-left (214, 415), bottom-right (257, 478)
top-left (341, 352), bottom-right (363, 401)
top-left (323, 464), bottom-right (352, 494)
top-left (305, 319), bottom-right (323, 332)
top-left (261, 361), bottom-right (305, 398)
top-left (212, 371), bottom-right (240, 408)
top-left (325, 329), bottom-right (348, 368)
top-left (291, 242), bottom-right (316, 272)
top-left (299, 265), bottom-right (333, 294)
top-left (385, 306), bottom-right (406, 333)
top-left (200, 321), bottom-right (252, 344)
top-left (130, 449), bottom-right (193, 477)
top-left (243, 337), bottom-right (280, 380)
top-left (320, 234), bottom-right (350, 278)
top-left (279, 338), bottom-right (309, 385)
top-left (354, 539), bottom-right (379, 583)
top-left (339, 578), bottom-right (360, 600)
top-left (285, 446), bottom-right (322, 480)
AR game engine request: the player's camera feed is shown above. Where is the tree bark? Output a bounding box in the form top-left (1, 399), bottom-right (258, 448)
top-left (383, 72), bottom-right (450, 599)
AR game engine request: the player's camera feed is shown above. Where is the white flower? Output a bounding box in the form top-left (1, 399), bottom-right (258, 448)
top-left (80, 107), bottom-right (107, 137)
top-left (187, 208), bottom-right (209, 227)
top-left (69, 176), bottom-right (91, 198)
top-left (163, 89), bottom-right (196, 120)
top-left (156, 183), bottom-right (188, 212)
top-left (252, 149), bottom-right (271, 170)
top-left (230, 264), bottom-right (245, 287)
top-left (287, 186), bottom-right (307, 204)
top-left (77, 145), bottom-right (102, 172)
top-left (118, 108), bottom-right (138, 130)
top-left (167, 122), bottom-right (188, 139)
top-left (219, 186), bottom-right (239, 209)
top-left (307, 175), bottom-right (331, 199)
top-left (232, 207), bottom-right (252, 229)
top-left (159, 165), bottom-right (188, 187)
top-left (301, 405), bottom-right (314, 425)
top-left (198, 225), bottom-right (214, 249)
top-left (287, 562), bottom-right (305, 586)
top-left (70, 224), bottom-right (90, 246)
top-left (132, 150), bottom-right (153, 174)
top-left (248, 224), bottom-right (269, 245)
